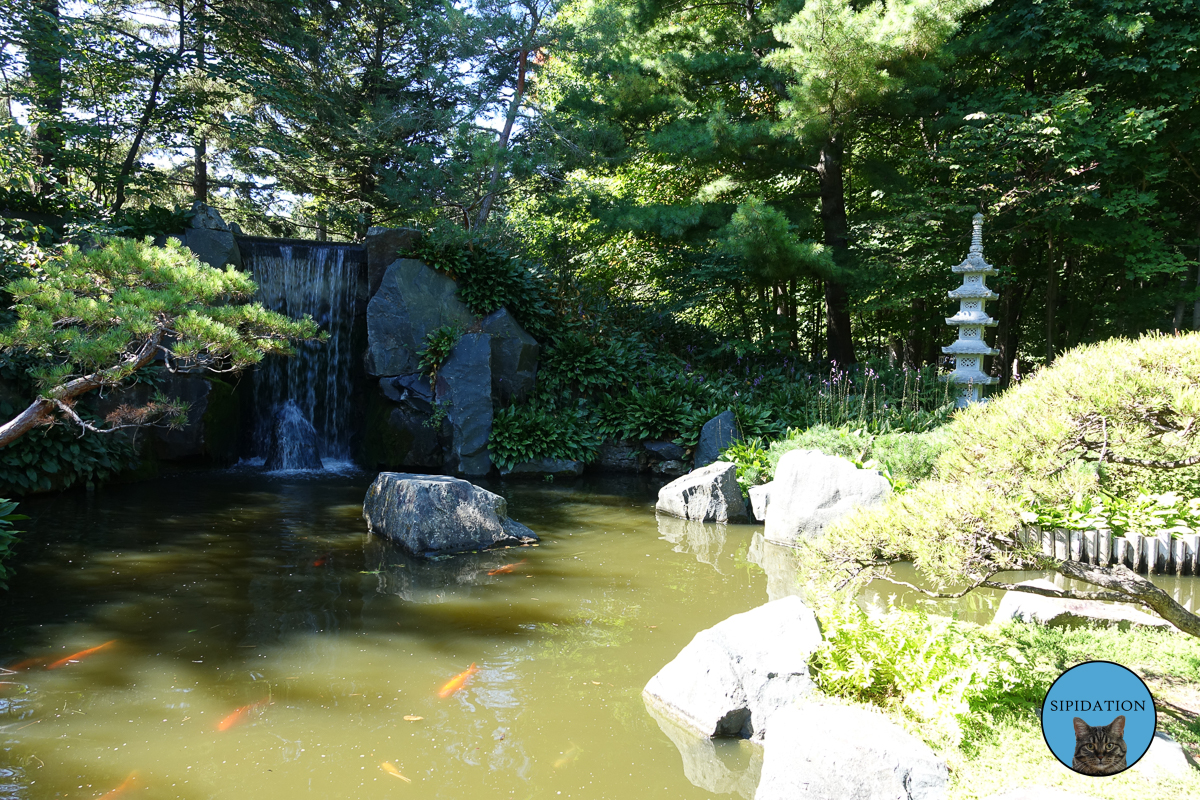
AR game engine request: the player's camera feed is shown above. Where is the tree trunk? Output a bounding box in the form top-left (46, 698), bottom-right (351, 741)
top-left (193, 0), bottom-right (208, 204)
top-left (26, 0), bottom-right (63, 194)
top-left (112, 69), bottom-right (168, 213)
top-left (0, 329), bottom-right (164, 449)
top-left (904, 298), bottom-right (925, 368)
top-left (1045, 238), bottom-right (1058, 363)
top-left (475, 48), bottom-right (529, 231)
top-left (816, 136), bottom-right (856, 365)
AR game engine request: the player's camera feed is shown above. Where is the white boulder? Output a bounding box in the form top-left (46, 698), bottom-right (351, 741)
top-left (755, 704), bottom-right (947, 800)
top-left (764, 450), bottom-right (891, 545)
top-left (642, 595), bottom-right (821, 741)
top-left (656, 461), bottom-right (748, 523)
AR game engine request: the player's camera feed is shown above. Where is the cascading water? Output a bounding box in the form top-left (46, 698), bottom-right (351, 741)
top-left (240, 239), bottom-right (364, 468)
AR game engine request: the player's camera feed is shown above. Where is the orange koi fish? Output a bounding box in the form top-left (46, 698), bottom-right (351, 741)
top-left (437, 663), bottom-right (479, 698)
top-left (380, 762), bottom-right (411, 782)
top-left (3, 656), bottom-right (47, 672)
top-left (312, 554), bottom-right (329, 567)
top-left (487, 560), bottom-right (527, 576)
top-left (98, 771), bottom-right (139, 798)
top-left (46, 640), bottom-right (115, 670)
top-left (216, 699), bottom-right (268, 731)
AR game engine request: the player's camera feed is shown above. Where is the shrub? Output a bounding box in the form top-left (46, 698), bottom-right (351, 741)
top-left (0, 497), bottom-right (27, 588)
top-left (824, 332), bottom-right (1200, 590)
top-left (416, 325), bottom-right (462, 382)
top-left (489, 400), bottom-right (603, 470)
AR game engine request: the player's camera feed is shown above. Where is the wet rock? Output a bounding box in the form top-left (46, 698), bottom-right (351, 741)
top-left (652, 459), bottom-right (690, 477)
top-left (747, 533), bottom-right (802, 603)
top-left (184, 227), bottom-right (242, 270)
top-left (994, 579), bottom-right (1170, 629)
top-left (501, 458), bottom-right (584, 477)
top-left (363, 473), bottom-right (537, 556)
top-left (365, 227), bottom-right (421, 298)
top-left (694, 410), bottom-right (742, 468)
top-left (379, 373), bottom-right (435, 414)
top-left (643, 596), bottom-right (821, 741)
top-left (764, 449), bottom-right (891, 545)
top-left (480, 308), bottom-right (539, 405)
top-left (595, 439), bottom-right (646, 473)
top-left (264, 400), bottom-right (323, 470)
top-left (358, 393), bottom-right (443, 470)
top-left (748, 483), bottom-right (773, 523)
top-left (435, 333), bottom-right (493, 476)
top-left (365, 258), bottom-right (474, 377)
top-left (644, 699), bottom-right (762, 800)
top-left (755, 704), bottom-right (947, 800)
top-left (644, 440), bottom-right (686, 462)
top-left (655, 461), bottom-right (748, 523)
top-left (96, 373), bottom-right (239, 464)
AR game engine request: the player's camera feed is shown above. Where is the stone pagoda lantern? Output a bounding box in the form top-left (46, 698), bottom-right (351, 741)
top-left (943, 214), bottom-right (999, 407)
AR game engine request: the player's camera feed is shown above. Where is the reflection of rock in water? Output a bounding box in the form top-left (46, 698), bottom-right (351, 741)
top-left (748, 533), bottom-right (802, 602)
top-left (644, 696), bottom-right (763, 800)
top-left (363, 535), bottom-right (526, 603)
top-left (657, 513), bottom-right (729, 569)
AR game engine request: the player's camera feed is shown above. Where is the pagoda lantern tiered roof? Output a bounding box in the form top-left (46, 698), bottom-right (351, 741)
top-left (943, 214), bottom-right (999, 407)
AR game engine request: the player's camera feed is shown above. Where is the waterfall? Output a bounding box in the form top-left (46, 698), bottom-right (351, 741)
top-left (241, 239), bottom-right (364, 466)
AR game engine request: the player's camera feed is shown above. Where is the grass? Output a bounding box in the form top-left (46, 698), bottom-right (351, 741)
top-left (811, 606), bottom-right (1200, 799)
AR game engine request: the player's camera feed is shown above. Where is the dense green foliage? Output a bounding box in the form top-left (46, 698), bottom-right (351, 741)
top-left (813, 605), bottom-right (1200, 786)
top-left (0, 498), bottom-right (27, 588)
top-left (824, 333), bottom-right (1200, 589)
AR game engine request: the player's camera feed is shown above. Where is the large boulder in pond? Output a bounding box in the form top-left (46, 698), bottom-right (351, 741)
top-left (264, 400), bottom-right (323, 470)
top-left (755, 704), bottom-right (948, 800)
top-left (656, 461), bottom-right (748, 523)
top-left (362, 473), bottom-right (537, 556)
top-left (694, 409), bottom-right (742, 468)
top-left (435, 333), bottom-right (493, 476)
top-left (764, 449), bottom-right (891, 545)
top-left (480, 308), bottom-right (539, 405)
top-left (365, 258), bottom-right (474, 377)
top-left (643, 596), bottom-right (822, 741)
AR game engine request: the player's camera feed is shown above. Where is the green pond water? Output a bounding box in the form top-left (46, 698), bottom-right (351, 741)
top-left (2, 469), bottom-right (1198, 799)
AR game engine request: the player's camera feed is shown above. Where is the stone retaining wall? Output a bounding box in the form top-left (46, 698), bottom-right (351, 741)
top-left (1022, 525), bottom-right (1200, 576)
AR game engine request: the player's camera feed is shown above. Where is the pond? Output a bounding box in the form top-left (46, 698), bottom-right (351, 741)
top-left (2, 469), bottom-right (1198, 799)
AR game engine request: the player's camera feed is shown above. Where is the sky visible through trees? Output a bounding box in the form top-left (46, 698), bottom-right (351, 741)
top-left (2, 0), bottom-right (1198, 372)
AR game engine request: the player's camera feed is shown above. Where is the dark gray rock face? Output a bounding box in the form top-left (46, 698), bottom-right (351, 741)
top-left (644, 440), bottom-right (686, 462)
top-left (480, 308), bottom-right (539, 405)
top-left (596, 439), bottom-right (646, 472)
top-left (436, 333), bottom-right (493, 475)
top-left (365, 227), bottom-right (421, 299)
top-left (362, 473), bottom-right (537, 556)
top-left (365, 259), bottom-right (474, 377)
top-left (652, 459), bottom-right (690, 477)
top-left (501, 458), bottom-right (585, 477)
top-left (643, 596), bottom-right (822, 741)
top-left (764, 450), bottom-right (891, 544)
top-left (754, 704), bottom-right (947, 800)
top-left (190, 201), bottom-right (231, 230)
top-left (384, 406), bottom-right (443, 468)
top-left (656, 461), bottom-right (748, 523)
top-left (379, 373), bottom-right (435, 413)
top-left (184, 227), bottom-right (242, 270)
top-left (694, 410), bottom-right (742, 467)
top-left (264, 400), bottom-right (323, 470)
top-left (95, 373), bottom-right (239, 464)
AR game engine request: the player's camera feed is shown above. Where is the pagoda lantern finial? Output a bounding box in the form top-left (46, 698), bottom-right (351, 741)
top-left (942, 214), bottom-right (999, 408)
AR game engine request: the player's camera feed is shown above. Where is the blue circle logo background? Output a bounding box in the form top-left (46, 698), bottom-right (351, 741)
top-left (1041, 660), bottom-right (1156, 773)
